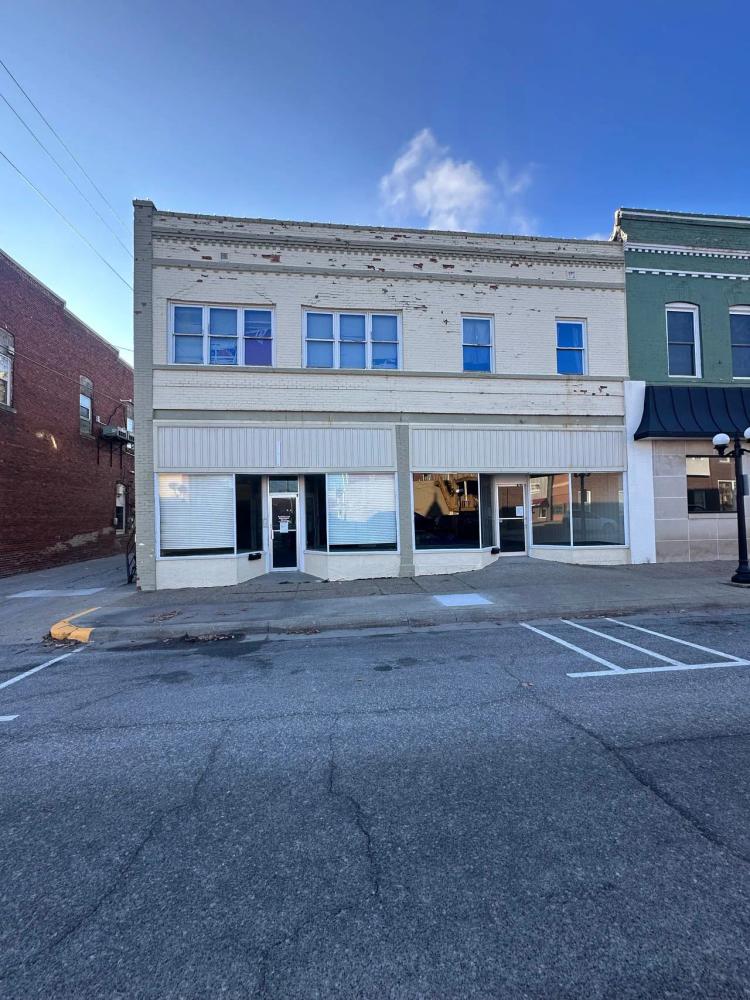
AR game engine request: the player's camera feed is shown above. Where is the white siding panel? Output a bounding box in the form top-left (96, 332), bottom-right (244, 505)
top-left (156, 424), bottom-right (395, 472)
top-left (410, 426), bottom-right (625, 472)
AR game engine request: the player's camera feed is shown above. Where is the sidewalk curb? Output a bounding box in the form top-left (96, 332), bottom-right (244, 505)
top-left (75, 595), bottom-right (747, 646)
top-left (49, 606), bottom-right (99, 644)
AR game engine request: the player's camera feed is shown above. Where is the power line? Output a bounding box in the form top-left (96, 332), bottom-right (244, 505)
top-left (0, 90), bottom-right (133, 259)
top-left (0, 55), bottom-right (129, 231)
top-left (0, 146), bottom-right (133, 290)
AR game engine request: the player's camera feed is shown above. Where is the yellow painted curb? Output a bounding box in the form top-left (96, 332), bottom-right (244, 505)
top-left (49, 606), bottom-right (100, 644)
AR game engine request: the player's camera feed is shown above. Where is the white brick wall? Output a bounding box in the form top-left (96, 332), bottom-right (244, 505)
top-left (149, 211), bottom-right (627, 395)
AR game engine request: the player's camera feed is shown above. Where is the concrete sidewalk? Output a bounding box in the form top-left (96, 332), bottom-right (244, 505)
top-left (60, 557), bottom-right (750, 643)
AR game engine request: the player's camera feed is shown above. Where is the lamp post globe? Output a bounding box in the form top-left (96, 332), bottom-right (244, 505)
top-left (713, 432), bottom-right (730, 454)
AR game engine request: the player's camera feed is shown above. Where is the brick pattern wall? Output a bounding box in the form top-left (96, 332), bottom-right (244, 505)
top-left (0, 252), bottom-right (134, 576)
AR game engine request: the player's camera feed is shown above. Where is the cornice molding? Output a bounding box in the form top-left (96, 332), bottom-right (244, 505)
top-left (626, 266), bottom-right (750, 282)
top-left (152, 256), bottom-right (624, 292)
top-left (626, 242), bottom-right (750, 262)
top-left (151, 225), bottom-right (622, 270)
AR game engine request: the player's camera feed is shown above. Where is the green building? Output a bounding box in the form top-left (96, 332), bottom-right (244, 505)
top-left (615, 208), bottom-right (750, 563)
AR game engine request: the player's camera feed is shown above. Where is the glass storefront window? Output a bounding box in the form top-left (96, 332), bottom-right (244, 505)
top-left (686, 456), bottom-right (736, 513)
top-left (413, 473), bottom-right (480, 549)
top-left (572, 473), bottom-right (625, 545)
top-left (304, 474), bottom-right (397, 552)
top-left (531, 473), bottom-right (625, 546)
top-left (530, 474), bottom-right (571, 546)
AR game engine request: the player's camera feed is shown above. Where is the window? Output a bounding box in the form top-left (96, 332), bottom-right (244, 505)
top-left (413, 473), bottom-right (480, 549)
top-left (114, 484), bottom-right (126, 533)
top-left (305, 475), bottom-right (328, 551)
top-left (159, 474), bottom-right (235, 556)
top-left (530, 473), bottom-right (625, 546)
top-left (236, 475), bottom-right (263, 551)
top-left (666, 304), bottom-right (700, 377)
top-left (686, 456), bottom-right (736, 513)
top-left (171, 305), bottom-right (274, 366)
top-left (730, 308), bottom-right (750, 378)
top-left (572, 473), bottom-right (625, 545)
top-left (304, 311), bottom-right (399, 370)
top-left (462, 317), bottom-right (492, 373)
top-left (530, 474), bottom-right (571, 545)
top-left (303, 473), bottom-right (397, 551)
top-left (0, 329), bottom-right (13, 406)
top-left (556, 320), bottom-right (586, 375)
top-left (79, 376), bottom-right (93, 434)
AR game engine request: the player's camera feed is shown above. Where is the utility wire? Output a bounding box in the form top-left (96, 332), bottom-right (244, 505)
top-left (0, 90), bottom-right (133, 258)
top-left (0, 146), bottom-right (133, 290)
top-left (0, 55), bottom-right (129, 231)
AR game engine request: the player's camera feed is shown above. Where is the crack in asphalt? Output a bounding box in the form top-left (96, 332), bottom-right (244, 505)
top-left (501, 663), bottom-right (750, 867)
top-left (254, 728), bottom-right (382, 997)
top-left (0, 724), bottom-right (230, 982)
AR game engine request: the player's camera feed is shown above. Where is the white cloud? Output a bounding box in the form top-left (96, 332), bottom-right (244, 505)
top-left (379, 128), bottom-right (491, 231)
top-left (582, 231), bottom-right (612, 242)
top-left (379, 129), bottom-right (535, 233)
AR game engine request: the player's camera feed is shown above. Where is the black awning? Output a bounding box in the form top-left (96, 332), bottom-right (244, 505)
top-left (635, 385), bottom-right (750, 440)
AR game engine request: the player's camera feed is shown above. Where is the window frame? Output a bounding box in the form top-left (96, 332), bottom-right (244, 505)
top-left (529, 472), bottom-right (628, 548)
top-left (461, 315), bottom-right (494, 374)
top-left (730, 305), bottom-right (750, 380)
top-left (0, 346), bottom-right (12, 408)
top-left (79, 391), bottom-right (93, 435)
top-left (665, 303), bottom-right (701, 378)
top-left (169, 303), bottom-right (275, 368)
top-left (412, 472), bottom-right (485, 552)
top-left (303, 310), bottom-right (401, 371)
top-left (303, 472), bottom-right (400, 553)
top-left (555, 318), bottom-right (587, 376)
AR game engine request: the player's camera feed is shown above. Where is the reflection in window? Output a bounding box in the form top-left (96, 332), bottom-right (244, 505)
top-left (686, 456), bottom-right (736, 513)
top-left (530, 474), bottom-right (571, 545)
top-left (0, 329), bottom-right (13, 406)
top-left (304, 311), bottom-right (399, 369)
top-left (244, 309), bottom-right (273, 366)
top-left (531, 473), bottom-right (625, 545)
top-left (413, 473), bottom-right (480, 549)
top-left (572, 473), bottom-right (625, 544)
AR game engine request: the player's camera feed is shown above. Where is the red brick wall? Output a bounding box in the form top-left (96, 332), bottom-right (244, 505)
top-left (0, 252), bottom-right (134, 577)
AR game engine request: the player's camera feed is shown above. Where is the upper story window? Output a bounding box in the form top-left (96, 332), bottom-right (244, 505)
top-left (730, 307), bottom-right (750, 378)
top-left (171, 304), bottom-right (274, 367)
top-left (79, 375), bottom-right (93, 435)
top-left (666, 304), bottom-right (701, 377)
top-left (0, 329), bottom-right (13, 407)
top-left (556, 320), bottom-right (586, 375)
top-left (462, 316), bottom-right (493, 373)
top-left (304, 311), bottom-right (399, 370)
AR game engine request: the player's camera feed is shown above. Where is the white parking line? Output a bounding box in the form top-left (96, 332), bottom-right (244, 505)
top-left (561, 619), bottom-right (684, 665)
top-left (567, 659), bottom-right (750, 678)
top-left (0, 715), bottom-right (18, 722)
top-left (520, 622), bottom-right (625, 672)
top-left (604, 619), bottom-right (746, 663)
top-left (0, 648), bottom-right (82, 692)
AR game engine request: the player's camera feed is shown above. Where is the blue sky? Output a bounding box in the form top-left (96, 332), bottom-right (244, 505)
top-left (2, 0), bottom-right (750, 358)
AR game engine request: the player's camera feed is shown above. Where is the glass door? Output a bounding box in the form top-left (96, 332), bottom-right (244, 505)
top-left (271, 495), bottom-right (298, 569)
top-left (497, 485), bottom-right (526, 553)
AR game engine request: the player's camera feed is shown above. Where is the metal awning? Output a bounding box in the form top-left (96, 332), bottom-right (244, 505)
top-left (635, 385), bottom-right (750, 440)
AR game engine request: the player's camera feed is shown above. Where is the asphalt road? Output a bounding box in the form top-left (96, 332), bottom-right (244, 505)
top-left (2, 611), bottom-right (750, 999)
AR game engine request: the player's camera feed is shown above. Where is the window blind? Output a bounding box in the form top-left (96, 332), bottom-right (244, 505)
top-left (326, 474), bottom-right (397, 547)
top-left (159, 474), bottom-right (234, 552)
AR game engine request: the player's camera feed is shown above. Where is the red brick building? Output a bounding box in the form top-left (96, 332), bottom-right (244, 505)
top-left (0, 250), bottom-right (134, 576)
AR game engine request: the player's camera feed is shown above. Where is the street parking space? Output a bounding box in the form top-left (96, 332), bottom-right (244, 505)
top-left (521, 615), bottom-right (750, 677)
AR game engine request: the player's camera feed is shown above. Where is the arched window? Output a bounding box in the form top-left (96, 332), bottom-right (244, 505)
top-left (0, 328), bottom-right (14, 407)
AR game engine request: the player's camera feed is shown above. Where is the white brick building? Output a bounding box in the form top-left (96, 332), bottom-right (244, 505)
top-left (134, 201), bottom-right (646, 590)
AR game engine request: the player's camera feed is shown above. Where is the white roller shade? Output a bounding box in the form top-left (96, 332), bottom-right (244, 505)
top-left (327, 474), bottom-right (397, 547)
top-left (159, 474), bottom-right (234, 551)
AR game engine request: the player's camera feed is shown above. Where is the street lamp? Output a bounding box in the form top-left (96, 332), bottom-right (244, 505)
top-left (712, 427), bottom-right (750, 585)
